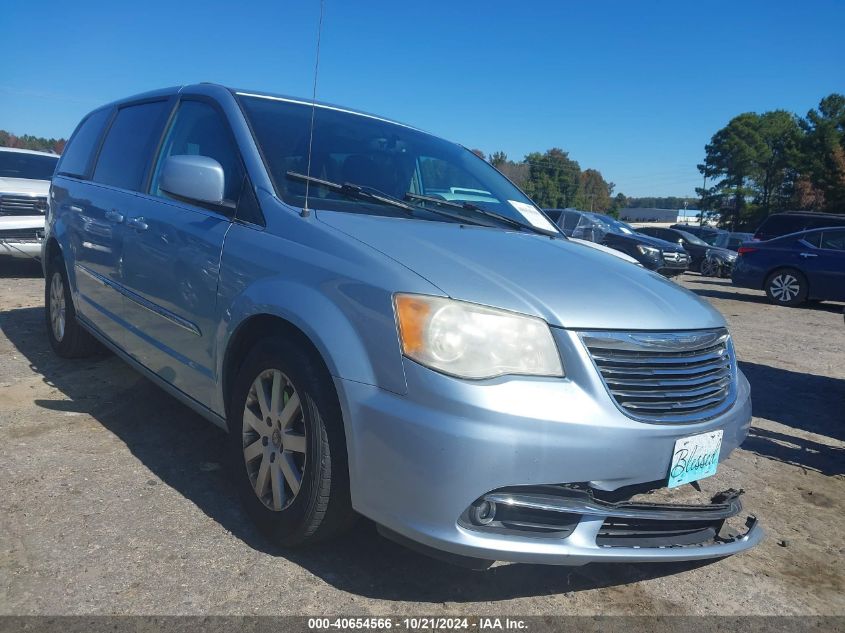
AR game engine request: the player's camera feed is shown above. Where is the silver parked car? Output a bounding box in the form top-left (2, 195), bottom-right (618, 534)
top-left (44, 84), bottom-right (761, 566)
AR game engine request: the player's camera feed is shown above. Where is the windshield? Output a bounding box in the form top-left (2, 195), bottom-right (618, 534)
top-left (0, 151), bottom-right (58, 180)
top-left (714, 232), bottom-right (753, 250)
top-left (238, 94), bottom-right (552, 229)
top-left (585, 213), bottom-right (636, 235)
top-left (676, 229), bottom-right (709, 246)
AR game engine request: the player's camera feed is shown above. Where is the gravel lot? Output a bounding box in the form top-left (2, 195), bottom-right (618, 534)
top-left (0, 258), bottom-right (843, 616)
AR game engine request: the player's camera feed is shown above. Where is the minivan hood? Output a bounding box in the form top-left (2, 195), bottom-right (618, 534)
top-left (0, 177), bottom-right (49, 195)
top-left (318, 211), bottom-right (725, 331)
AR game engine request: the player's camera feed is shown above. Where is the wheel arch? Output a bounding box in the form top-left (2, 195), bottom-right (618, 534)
top-left (221, 313), bottom-right (335, 427)
top-left (43, 236), bottom-right (63, 271)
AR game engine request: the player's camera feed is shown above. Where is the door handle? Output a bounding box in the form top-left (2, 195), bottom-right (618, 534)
top-left (799, 252), bottom-right (818, 258)
top-left (105, 209), bottom-right (124, 223)
top-left (126, 216), bottom-right (149, 232)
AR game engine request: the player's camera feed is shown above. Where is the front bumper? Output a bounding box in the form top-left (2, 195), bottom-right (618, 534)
top-left (336, 328), bottom-right (758, 565)
top-left (0, 237), bottom-right (43, 259)
top-left (0, 215), bottom-right (44, 259)
top-left (657, 256), bottom-right (689, 276)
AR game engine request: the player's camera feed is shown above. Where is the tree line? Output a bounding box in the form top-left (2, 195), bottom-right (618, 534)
top-left (473, 148), bottom-right (627, 215)
top-left (0, 130), bottom-right (66, 154)
top-left (698, 93), bottom-right (844, 229)
top-left (472, 148), bottom-right (697, 215)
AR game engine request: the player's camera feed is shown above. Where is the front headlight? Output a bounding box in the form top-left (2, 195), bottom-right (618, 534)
top-left (636, 245), bottom-right (661, 257)
top-left (394, 294), bottom-right (564, 379)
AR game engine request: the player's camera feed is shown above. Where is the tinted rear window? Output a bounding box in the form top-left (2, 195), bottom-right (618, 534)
top-left (57, 108), bottom-right (111, 178)
top-left (93, 101), bottom-right (170, 191)
top-left (809, 215), bottom-right (845, 229)
top-left (757, 215), bottom-right (806, 237)
top-left (0, 151), bottom-right (58, 180)
top-left (758, 214), bottom-right (845, 239)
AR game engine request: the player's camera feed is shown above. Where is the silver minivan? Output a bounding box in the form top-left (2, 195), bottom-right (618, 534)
top-left (44, 84), bottom-right (761, 567)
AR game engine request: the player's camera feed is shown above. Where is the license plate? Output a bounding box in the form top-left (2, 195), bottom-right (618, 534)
top-left (667, 430), bottom-right (723, 488)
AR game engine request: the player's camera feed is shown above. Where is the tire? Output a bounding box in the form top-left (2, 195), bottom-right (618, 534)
top-left (700, 259), bottom-right (719, 278)
top-left (227, 336), bottom-right (354, 546)
top-left (765, 269), bottom-right (808, 307)
top-left (45, 255), bottom-right (99, 358)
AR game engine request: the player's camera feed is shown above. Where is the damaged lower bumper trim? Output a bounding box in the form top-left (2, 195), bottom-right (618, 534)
top-left (454, 486), bottom-right (761, 557)
top-left (484, 489), bottom-right (744, 522)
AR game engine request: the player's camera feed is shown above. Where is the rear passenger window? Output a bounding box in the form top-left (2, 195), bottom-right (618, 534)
top-left (801, 232), bottom-right (822, 248)
top-left (93, 101), bottom-right (170, 191)
top-left (150, 100), bottom-right (244, 204)
top-left (820, 231), bottom-right (845, 251)
top-left (57, 108), bottom-right (111, 178)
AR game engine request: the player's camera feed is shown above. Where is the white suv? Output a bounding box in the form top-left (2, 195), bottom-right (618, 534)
top-left (0, 147), bottom-right (58, 259)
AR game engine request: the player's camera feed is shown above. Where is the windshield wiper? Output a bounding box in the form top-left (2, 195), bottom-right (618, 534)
top-left (404, 193), bottom-right (559, 237)
top-left (286, 171), bottom-right (417, 215)
top-left (286, 171), bottom-right (492, 228)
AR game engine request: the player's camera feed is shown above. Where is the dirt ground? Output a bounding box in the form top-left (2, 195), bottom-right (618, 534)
top-left (0, 257), bottom-right (843, 616)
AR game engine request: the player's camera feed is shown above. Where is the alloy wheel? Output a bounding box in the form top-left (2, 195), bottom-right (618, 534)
top-left (242, 369), bottom-right (307, 511)
top-left (49, 272), bottom-right (66, 342)
top-left (770, 273), bottom-right (800, 302)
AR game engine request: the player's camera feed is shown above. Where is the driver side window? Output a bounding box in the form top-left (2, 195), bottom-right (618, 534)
top-left (150, 100), bottom-right (244, 205)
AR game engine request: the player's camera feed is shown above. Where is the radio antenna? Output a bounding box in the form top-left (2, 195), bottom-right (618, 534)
top-left (302, 0), bottom-right (325, 218)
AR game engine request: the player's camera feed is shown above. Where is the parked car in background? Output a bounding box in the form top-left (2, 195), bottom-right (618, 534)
top-left (637, 226), bottom-right (733, 274)
top-left (696, 232), bottom-right (755, 276)
top-left (713, 231), bottom-right (754, 252)
top-left (545, 209), bottom-right (689, 276)
top-left (753, 211), bottom-right (845, 241)
top-left (671, 223), bottom-right (724, 245)
top-left (0, 147), bottom-right (58, 259)
top-left (44, 84), bottom-right (759, 567)
top-left (732, 227), bottom-right (845, 306)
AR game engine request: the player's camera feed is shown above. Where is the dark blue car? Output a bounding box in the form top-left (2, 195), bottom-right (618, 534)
top-left (732, 227), bottom-right (845, 306)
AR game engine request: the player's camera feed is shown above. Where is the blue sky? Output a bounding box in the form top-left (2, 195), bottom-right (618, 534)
top-left (2, 1), bottom-right (843, 197)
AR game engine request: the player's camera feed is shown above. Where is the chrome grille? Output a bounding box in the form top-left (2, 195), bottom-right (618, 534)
top-left (0, 194), bottom-right (47, 216)
top-left (579, 329), bottom-right (735, 423)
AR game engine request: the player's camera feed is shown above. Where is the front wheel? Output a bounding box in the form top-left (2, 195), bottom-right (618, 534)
top-left (765, 269), bottom-right (808, 306)
top-left (700, 259), bottom-right (719, 277)
top-left (227, 336), bottom-right (354, 546)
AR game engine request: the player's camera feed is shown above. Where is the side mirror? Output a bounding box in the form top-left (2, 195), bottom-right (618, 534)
top-left (159, 155), bottom-right (225, 205)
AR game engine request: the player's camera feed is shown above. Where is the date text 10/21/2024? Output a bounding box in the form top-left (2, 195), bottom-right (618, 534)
top-left (307, 618), bottom-right (528, 630)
